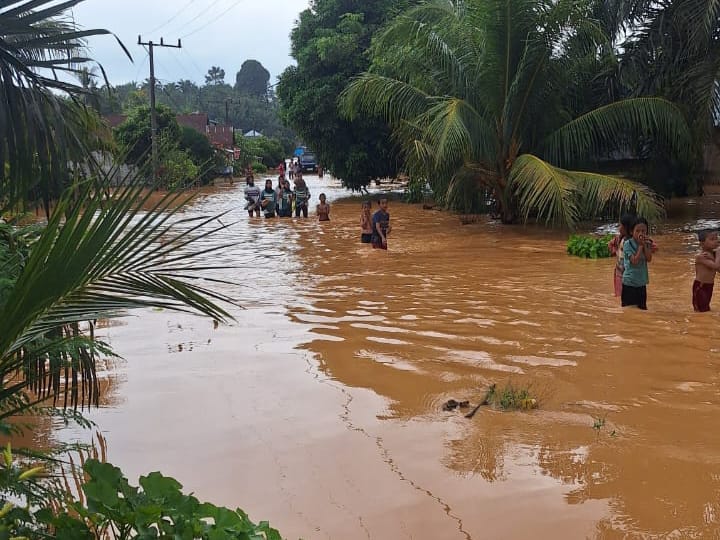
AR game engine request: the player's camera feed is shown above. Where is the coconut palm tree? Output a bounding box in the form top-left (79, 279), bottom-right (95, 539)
top-left (620, 0), bottom-right (720, 145)
top-left (0, 0), bottom-right (130, 211)
top-left (341, 0), bottom-right (692, 226)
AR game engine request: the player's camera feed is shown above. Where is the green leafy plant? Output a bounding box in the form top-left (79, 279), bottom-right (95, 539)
top-left (486, 383), bottom-right (538, 411)
top-left (0, 443), bottom-right (282, 540)
top-left (567, 234), bottom-right (614, 259)
top-left (252, 161), bottom-right (269, 174)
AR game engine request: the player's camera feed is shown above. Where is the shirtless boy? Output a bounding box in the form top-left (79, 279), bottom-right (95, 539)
top-left (693, 229), bottom-right (720, 312)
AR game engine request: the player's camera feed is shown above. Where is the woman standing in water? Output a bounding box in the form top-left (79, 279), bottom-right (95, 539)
top-left (259, 179), bottom-right (277, 218)
top-left (294, 177), bottom-right (311, 218)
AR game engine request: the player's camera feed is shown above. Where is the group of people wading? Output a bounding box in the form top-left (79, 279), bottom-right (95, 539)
top-left (242, 163), bottom-right (392, 250)
top-left (243, 164), bottom-right (329, 221)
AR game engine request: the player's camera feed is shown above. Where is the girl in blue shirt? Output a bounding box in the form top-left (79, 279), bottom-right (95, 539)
top-left (622, 217), bottom-right (654, 310)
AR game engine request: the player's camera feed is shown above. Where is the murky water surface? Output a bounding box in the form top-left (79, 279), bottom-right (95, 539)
top-left (57, 178), bottom-right (720, 539)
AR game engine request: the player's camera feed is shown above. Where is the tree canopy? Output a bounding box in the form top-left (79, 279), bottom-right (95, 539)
top-left (277, 0), bottom-right (412, 190)
top-left (341, 0), bottom-right (692, 226)
top-left (205, 66), bottom-right (226, 86)
top-left (235, 60), bottom-right (271, 97)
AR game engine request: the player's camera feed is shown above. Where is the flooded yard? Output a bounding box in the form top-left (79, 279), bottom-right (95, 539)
top-left (57, 176), bottom-right (720, 539)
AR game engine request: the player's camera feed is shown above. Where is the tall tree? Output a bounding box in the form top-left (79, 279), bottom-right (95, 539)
top-left (342, 0), bottom-right (692, 226)
top-left (205, 66), bottom-right (226, 86)
top-left (235, 59), bottom-right (270, 97)
top-left (278, 0), bottom-right (412, 190)
top-left (114, 104), bottom-right (181, 164)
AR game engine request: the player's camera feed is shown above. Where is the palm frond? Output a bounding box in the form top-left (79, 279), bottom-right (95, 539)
top-left (570, 169), bottom-right (664, 222)
top-left (509, 154), bottom-right (579, 226)
top-left (540, 97), bottom-right (692, 167)
top-left (340, 73), bottom-right (430, 126)
top-left (0, 177), bottom-right (236, 359)
top-left (510, 153), bottom-right (664, 227)
top-left (0, 0), bottom-right (130, 210)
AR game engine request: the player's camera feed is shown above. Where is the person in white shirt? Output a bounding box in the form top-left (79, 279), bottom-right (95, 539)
top-left (243, 177), bottom-right (261, 217)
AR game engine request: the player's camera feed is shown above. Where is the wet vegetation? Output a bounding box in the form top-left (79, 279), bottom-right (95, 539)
top-left (567, 234), bottom-right (614, 258)
top-left (0, 444), bottom-right (281, 539)
top-left (452, 383), bottom-right (539, 418)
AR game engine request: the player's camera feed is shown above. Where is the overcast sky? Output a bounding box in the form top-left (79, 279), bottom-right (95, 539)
top-left (72, 0), bottom-right (310, 87)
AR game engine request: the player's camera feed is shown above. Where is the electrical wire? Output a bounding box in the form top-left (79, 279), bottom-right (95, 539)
top-left (181, 48), bottom-right (207, 81)
top-left (166, 0), bottom-right (227, 36)
top-left (143, 0), bottom-right (196, 35)
top-left (132, 49), bottom-right (150, 83)
top-left (180, 0), bottom-right (245, 39)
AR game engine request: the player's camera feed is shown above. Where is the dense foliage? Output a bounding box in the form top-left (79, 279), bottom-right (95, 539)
top-left (114, 105), bottom-right (220, 185)
top-left (235, 59), bottom-right (271, 97)
top-left (0, 455), bottom-right (281, 540)
top-left (114, 105), bottom-right (181, 164)
top-left (234, 134), bottom-right (286, 168)
top-left (277, 0), bottom-right (412, 190)
top-left (342, 0), bottom-right (692, 227)
top-left (567, 234), bottom-right (614, 258)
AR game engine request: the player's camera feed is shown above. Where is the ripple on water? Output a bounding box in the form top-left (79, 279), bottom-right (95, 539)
top-left (365, 336), bottom-right (411, 346)
top-left (507, 355), bottom-right (578, 367)
top-left (355, 350), bottom-right (422, 372)
top-left (446, 350), bottom-right (525, 373)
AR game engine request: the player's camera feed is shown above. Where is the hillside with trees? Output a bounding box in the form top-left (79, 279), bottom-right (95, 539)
top-left (89, 60), bottom-right (296, 151)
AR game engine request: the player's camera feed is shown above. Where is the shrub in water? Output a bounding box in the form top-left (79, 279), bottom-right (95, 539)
top-left (567, 234), bottom-right (614, 259)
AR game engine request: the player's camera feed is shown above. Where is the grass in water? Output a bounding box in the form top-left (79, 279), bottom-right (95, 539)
top-left (486, 382), bottom-right (538, 411)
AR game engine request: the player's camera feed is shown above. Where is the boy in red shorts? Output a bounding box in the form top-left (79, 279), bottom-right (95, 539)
top-left (693, 229), bottom-right (720, 312)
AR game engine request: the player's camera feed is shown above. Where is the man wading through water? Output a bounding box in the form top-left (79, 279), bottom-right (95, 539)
top-left (244, 176), bottom-right (261, 217)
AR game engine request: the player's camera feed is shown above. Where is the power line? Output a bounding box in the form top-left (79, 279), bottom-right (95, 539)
top-left (182, 48), bottom-right (207, 81)
top-left (143, 0), bottom-right (196, 35)
top-left (168, 0), bottom-right (226, 36)
top-left (181, 0), bottom-right (245, 39)
top-left (133, 49), bottom-right (150, 83)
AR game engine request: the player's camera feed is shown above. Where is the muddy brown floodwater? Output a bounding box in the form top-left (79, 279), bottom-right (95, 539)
top-left (55, 177), bottom-right (720, 539)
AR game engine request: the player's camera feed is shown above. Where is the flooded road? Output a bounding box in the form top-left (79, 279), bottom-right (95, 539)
top-left (57, 177), bottom-right (720, 539)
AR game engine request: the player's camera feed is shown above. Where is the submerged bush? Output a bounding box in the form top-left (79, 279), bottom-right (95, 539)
top-left (567, 234), bottom-right (614, 259)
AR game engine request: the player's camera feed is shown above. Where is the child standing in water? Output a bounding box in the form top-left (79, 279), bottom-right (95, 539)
top-left (608, 214), bottom-right (636, 297)
top-left (371, 198), bottom-right (391, 250)
top-left (316, 193), bottom-right (330, 221)
top-left (622, 217), bottom-right (654, 309)
top-left (360, 201), bottom-right (373, 243)
top-left (693, 229), bottom-right (720, 312)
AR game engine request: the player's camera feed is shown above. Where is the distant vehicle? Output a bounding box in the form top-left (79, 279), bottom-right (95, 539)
top-left (299, 152), bottom-right (317, 173)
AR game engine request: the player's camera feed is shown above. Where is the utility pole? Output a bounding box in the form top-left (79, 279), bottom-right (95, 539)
top-left (203, 97), bottom-right (239, 126)
top-left (137, 36), bottom-right (182, 182)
